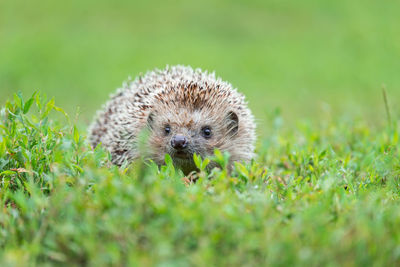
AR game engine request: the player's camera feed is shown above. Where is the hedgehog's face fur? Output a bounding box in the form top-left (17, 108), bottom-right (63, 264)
top-left (145, 83), bottom-right (254, 174)
top-left (147, 107), bottom-right (239, 174)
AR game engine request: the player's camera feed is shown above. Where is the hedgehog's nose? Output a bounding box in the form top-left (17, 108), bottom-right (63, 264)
top-left (171, 135), bottom-right (188, 150)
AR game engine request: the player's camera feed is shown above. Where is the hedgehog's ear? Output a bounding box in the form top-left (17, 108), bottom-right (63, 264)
top-left (147, 112), bottom-right (155, 129)
top-left (226, 111), bottom-right (239, 136)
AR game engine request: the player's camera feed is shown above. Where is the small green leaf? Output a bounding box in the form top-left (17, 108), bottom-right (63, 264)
top-left (0, 141), bottom-right (5, 156)
top-left (35, 93), bottom-right (42, 110)
top-left (73, 164), bottom-right (84, 173)
top-left (73, 126), bottom-right (80, 144)
top-left (13, 93), bottom-right (22, 109)
top-left (235, 162), bottom-right (249, 179)
top-left (213, 149), bottom-right (230, 169)
top-left (23, 98), bottom-right (34, 114)
top-left (0, 170), bottom-right (16, 176)
top-left (41, 98), bottom-right (55, 119)
top-left (164, 154), bottom-right (173, 166)
top-left (201, 158), bottom-right (210, 170)
top-left (319, 149), bottom-right (327, 158)
top-left (214, 149), bottom-right (223, 161)
top-left (54, 105), bottom-right (69, 118)
top-left (23, 92), bottom-right (37, 114)
top-left (193, 153), bottom-right (201, 169)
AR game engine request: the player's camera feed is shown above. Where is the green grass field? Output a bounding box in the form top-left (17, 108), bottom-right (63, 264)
top-left (1, 0), bottom-right (400, 266)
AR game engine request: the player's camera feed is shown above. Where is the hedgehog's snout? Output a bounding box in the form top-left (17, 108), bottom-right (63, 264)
top-left (171, 135), bottom-right (188, 150)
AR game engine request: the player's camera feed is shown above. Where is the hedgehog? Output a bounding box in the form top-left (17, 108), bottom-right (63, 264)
top-left (88, 65), bottom-right (256, 174)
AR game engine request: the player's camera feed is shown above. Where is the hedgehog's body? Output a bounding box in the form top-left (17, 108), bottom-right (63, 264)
top-left (89, 65), bottom-right (256, 173)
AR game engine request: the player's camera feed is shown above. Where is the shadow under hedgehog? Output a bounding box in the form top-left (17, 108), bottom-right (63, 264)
top-left (88, 65), bottom-right (256, 174)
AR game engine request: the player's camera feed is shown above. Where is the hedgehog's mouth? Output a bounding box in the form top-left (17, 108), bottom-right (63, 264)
top-left (173, 150), bottom-right (192, 160)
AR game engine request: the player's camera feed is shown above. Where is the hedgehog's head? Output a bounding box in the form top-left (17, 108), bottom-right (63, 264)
top-left (145, 83), bottom-right (255, 174)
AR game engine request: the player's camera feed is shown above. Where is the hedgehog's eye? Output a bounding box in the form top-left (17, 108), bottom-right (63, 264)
top-left (164, 125), bottom-right (171, 135)
top-left (201, 126), bottom-right (212, 139)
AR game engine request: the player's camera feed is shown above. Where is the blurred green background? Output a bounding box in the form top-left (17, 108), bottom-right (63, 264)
top-left (1, 0), bottom-right (399, 132)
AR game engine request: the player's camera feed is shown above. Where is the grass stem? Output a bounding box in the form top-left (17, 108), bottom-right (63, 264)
top-left (382, 84), bottom-right (392, 127)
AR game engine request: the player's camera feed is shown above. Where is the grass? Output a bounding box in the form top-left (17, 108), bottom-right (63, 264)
top-left (1, 93), bottom-right (400, 266)
top-left (1, 0), bottom-right (400, 265)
